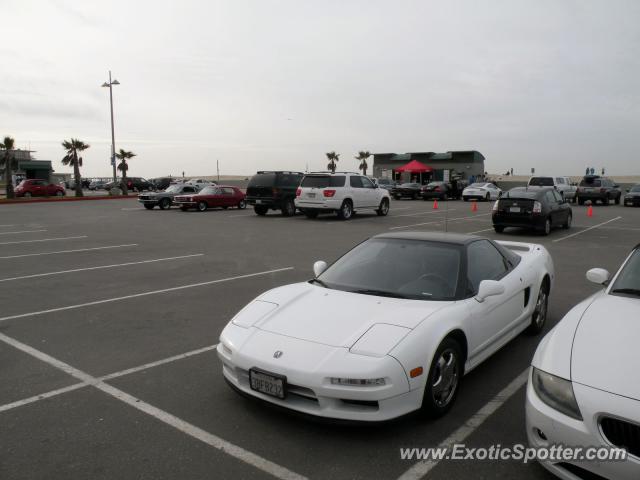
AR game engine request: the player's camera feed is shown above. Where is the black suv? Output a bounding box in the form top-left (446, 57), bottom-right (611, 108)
top-left (245, 171), bottom-right (304, 216)
top-left (576, 175), bottom-right (622, 205)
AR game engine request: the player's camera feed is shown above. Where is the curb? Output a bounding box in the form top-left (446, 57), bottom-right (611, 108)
top-left (0, 195), bottom-right (138, 205)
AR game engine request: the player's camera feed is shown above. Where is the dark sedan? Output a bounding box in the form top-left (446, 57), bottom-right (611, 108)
top-left (391, 183), bottom-right (422, 200)
top-left (420, 182), bottom-right (452, 200)
top-left (138, 183), bottom-right (200, 210)
top-left (624, 184), bottom-right (640, 207)
top-left (492, 187), bottom-right (572, 235)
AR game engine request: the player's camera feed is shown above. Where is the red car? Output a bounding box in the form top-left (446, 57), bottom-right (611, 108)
top-left (15, 179), bottom-right (66, 197)
top-left (174, 185), bottom-right (246, 212)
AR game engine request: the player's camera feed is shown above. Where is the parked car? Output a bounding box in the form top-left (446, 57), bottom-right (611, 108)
top-left (174, 185), bottom-right (246, 212)
top-left (373, 178), bottom-right (396, 191)
top-left (462, 182), bottom-right (502, 201)
top-left (420, 182), bottom-right (453, 201)
top-left (391, 183), bottom-right (422, 199)
top-left (105, 177), bottom-right (153, 192)
top-left (217, 232), bottom-right (554, 421)
top-left (526, 244), bottom-right (640, 480)
top-left (624, 184), bottom-right (640, 207)
top-left (295, 172), bottom-right (390, 220)
top-left (185, 178), bottom-right (215, 187)
top-left (149, 177), bottom-right (173, 191)
top-left (14, 179), bottom-right (65, 197)
top-left (138, 183), bottom-right (200, 210)
top-left (576, 175), bottom-right (621, 205)
top-left (245, 171), bottom-right (304, 216)
top-left (492, 187), bottom-right (572, 235)
top-left (88, 179), bottom-right (109, 190)
top-left (527, 176), bottom-right (577, 202)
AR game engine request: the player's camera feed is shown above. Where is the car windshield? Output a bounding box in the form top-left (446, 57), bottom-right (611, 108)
top-left (610, 249), bottom-right (640, 297)
top-left (248, 173), bottom-right (276, 187)
top-left (316, 238), bottom-right (461, 301)
top-left (469, 183), bottom-right (487, 188)
top-left (630, 185), bottom-right (640, 192)
top-left (301, 175), bottom-right (346, 188)
top-left (164, 185), bottom-right (181, 193)
top-left (529, 177), bottom-right (554, 186)
top-left (199, 187), bottom-right (218, 195)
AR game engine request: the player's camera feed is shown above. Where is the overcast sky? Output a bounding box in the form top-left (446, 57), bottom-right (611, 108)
top-left (3, 0), bottom-right (640, 178)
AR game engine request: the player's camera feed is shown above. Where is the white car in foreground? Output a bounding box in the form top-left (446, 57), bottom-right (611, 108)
top-left (462, 182), bottom-right (502, 201)
top-left (217, 232), bottom-right (554, 421)
top-left (526, 245), bottom-right (640, 480)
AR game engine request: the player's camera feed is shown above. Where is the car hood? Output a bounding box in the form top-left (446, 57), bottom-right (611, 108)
top-left (250, 282), bottom-right (450, 348)
top-left (571, 293), bottom-right (640, 400)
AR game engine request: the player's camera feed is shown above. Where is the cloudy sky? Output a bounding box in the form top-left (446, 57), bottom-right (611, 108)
top-left (3, 0), bottom-right (639, 178)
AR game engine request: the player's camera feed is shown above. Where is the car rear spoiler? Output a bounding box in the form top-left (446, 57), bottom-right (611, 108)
top-left (495, 240), bottom-right (542, 253)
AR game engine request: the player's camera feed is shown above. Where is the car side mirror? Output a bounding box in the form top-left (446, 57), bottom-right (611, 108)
top-left (586, 268), bottom-right (610, 285)
top-left (313, 261), bottom-right (328, 277)
top-left (475, 280), bottom-right (505, 302)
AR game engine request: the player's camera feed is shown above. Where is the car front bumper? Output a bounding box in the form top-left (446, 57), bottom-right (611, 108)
top-left (526, 369), bottom-right (640, 480)
top-left (217, 325), bottom-right (419, 421)
top-left (624, 196), bottom-right (640, 206)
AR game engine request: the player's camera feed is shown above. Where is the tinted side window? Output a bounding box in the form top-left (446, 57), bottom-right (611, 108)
top-left (350, 176), bottom-right (363, 188)
top-left (361, 177), bottom-right (374, 188)
top-left (276, 174), bottom-right (302, 187)
top-left (221, 187), bottom-right (235, 195)
top-left (556, 177), bottom-right (565, 184)
top-left (330, 176), bottom-right (346, 187)
top-left (183, 187), bottom-right (195, 193)
top-left (467, 241), bottom-right (508, 294)
top-left (552, 190), bottom-right (563, 202)
top-left (544, 191), bottom-right (556, 204)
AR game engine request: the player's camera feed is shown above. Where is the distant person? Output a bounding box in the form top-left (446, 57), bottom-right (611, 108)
top-left (469, 175), bottom-right (476, 184)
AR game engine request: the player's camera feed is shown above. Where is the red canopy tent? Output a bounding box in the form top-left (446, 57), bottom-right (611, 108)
top-left (394, 160), bottom-right (433, 173)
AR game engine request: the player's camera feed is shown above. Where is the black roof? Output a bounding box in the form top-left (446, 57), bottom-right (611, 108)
top-left (375, 231), bottom-right (481, 245)
top-left (502, 187), bottom-right (554, 199)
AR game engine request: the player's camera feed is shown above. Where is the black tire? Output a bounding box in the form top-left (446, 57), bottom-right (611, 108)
top-left (421, 338), bottom-right (463, 418)
top-left (485, 193), bottom-right (491, 201)
top-left (376, 198), bottom-right (389, 216)
top-left (254, 205), bottom-right (268, 216)
top-left (601, 196), bottom-right (609, 205)
top-left (540, 217), bottom-right (551, 236)
top-left (412, 193), bottom-right (418, 200)
top-left (615, 194), bottom-right (620, 205)
top-left (159, 198), bottom-right (171, 210)
top-left (144, 204), bottom-right (154, 210)
top-left (494, 225), bottom-right (505, 233)
top-left (281, 199), bottom-right (295, 216)
top-left (24, 192), bottom-right (32, 198)
top-left (394, 195), bottom-right (401, 200)
top-left (336, 200), bottom-right (353, 220)
top-left (197, 201), bottom-right (208, 212)
top-left (526, 280), bottom-right (549, 335)
top-left (463, 197), bottom-right (468, 202)
top-left (304, 210), bottom-right (318, 219)
top-left (237, 199), bottom-right (247, 209)
top-left (55, 190), bottom-right (64, 197)
top-left (563, 213), bottom-right (572, 229)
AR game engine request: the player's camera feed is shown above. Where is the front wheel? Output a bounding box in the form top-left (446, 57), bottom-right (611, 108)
top-left (421, 338), bottom-right (463, 418)
top-left (485, 193), bottom-right (490, 201)
top-left (493, 225), bottom-right (505, 233)
top-left (254, 205), bottom-right (268, 216)
top-left (526, 280), bottom-right (549, 335)
top-left (237, 199), bottom-right (246, 209)
top-left (540, 218), bottom-right (551, 236)
top-left (376, 198), bottom-right (389, 216)
top-left (304, 210), bottom-right (318, 219)
top-left (615, 195), bottom-right (621, 205)
top-left (336, 200), bottom-right (353, 220)
top-left (197, 201), bottom-right (208, 212)
top-left (24, 192), bottom-right (32, 198)
top-left (159, 198), bottom-right (171, 210)
top-left (55, 190), bottom-right (64, 197)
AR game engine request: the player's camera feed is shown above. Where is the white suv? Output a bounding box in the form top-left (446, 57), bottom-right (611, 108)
top-left (295, 172), bottom-right (390, 220)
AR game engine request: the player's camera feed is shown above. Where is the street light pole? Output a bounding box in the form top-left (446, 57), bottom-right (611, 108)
top-left (102, 71), bottom-right (120, 182)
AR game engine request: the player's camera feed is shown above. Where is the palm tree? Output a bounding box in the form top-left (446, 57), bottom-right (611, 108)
top-left (61, 139), bottom-right (90, 197)
top-left (1, 136), bottom-right (17, 199)
top-left (326, 151), bottom-right (339, 174)
top-left (355, 150), bottom-right (371, 177)
top-left (115, 149), bottom-right (136, 194)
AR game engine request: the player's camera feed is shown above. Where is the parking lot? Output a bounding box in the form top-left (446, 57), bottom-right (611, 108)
top-left (0, 197), bottom-right (637, 480)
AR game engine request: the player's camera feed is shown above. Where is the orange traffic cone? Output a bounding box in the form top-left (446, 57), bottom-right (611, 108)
top-left (471, 201), bottom-right (478, 212)
top-left (587, 204), bottom-right (593, 217)
top-left (433, 199), bottom-right (439, 210)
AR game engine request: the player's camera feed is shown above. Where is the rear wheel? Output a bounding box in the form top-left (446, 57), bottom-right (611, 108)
top-left (159, 198), bottom-right (171, 210)
top-left (55, 190), bottom-right (64, 197)
top-left (24, 192), bottom-right (32, 198)
top-left (254, 205), bottom-right (268, 216)
top-left (376, 198), bottom-right (389, 216)
top-left (540, 217), bottom-right (551, 235)
top-left (237, 199), bottom-right (246, 209)
top-left (337, 200), bottom-right (353, 220)
top-left (563, 213), bottom-right (572, 229)
top-left (394, 194), bottom-right (401, 200)
top-left (578, 198), bottom-right (584, 205)
top-left (421, 338), bottom-right (463, 418)
top-left (526, 280), bottom-right (549, 335)
top-left (197, 201), bottom-right (208, 212)
top-left (281, 199), bottom-right (295, 216)
top-left (485, 193), bottom-right (490, 201)
top-left (144, 204), bottom-right (154, 210)
top-left (493, 225), bottom-right (505, 233)
top-left (615, 194), bottom-right (621, 205)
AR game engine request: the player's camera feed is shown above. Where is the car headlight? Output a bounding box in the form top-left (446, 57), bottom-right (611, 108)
top-left (532, 368), bottom-right (582, 420)
top-left (330, 378), bottom-right (386, 386)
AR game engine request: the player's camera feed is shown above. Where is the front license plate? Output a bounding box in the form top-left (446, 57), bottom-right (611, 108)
top-left (509, 206), bottom-right (521, 213)
top-left (249, 368), bottom-right (286, 399)
top-left (307, 193), bottom-right (316, 198)
top-left (255, 199), bottom-right (262, 204)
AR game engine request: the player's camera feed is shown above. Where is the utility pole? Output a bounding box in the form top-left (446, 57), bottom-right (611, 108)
top-left (101, 71), bottom-right (120, 182)
top-left (217, 159), bottom-right (220, 182)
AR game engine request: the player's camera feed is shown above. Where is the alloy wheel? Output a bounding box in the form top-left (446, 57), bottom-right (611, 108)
top-left (431, 349), bottom-right (459, 408)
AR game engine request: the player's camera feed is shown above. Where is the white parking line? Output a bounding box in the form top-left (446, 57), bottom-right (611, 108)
top-left (0, 382), bottom-right (88, 413)
top-left (0, 229), bottom-right (47, 235)
top-left (0, 267), bottom-right (294, 323)
top-left (0, 244), bottom-right (139, 260)
top-left (0, 224), bottom-right (17, 227)
top-left (389, 213), bottom-right (491, 230)
top-left (397, 369), bottom-right (529, 480)
top-left (229, 213), bottom-right (254, 218)
top-left (121, 207), bottom-right (143, 211)
top-left (466, 228), bottom-right (494, 235)
top-left (0, 254), bottom-right (204, 283)
top-left (392, 209), bottom-right (457, 218)
top-left (0, 332), bottom-right (307, 480)
top-left (0, 235), bottom-right (88, 246)
top-left (552, 216), bottom-right (622, 243)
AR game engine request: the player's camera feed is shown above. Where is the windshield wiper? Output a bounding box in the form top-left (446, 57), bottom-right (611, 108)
top-left (309, 278), bottom-right (329, 288)
top-left (352, 288), bottom-right (408, 299)
top-left (611, 288), bottom-right (640, 297)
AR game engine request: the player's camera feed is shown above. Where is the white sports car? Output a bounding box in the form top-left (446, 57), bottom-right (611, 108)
top-left (462, 182), bottom-right (502, 201)
top-left (526, 244), bottom-right (640, 480)
top-left (217, 232), bottom-right (554, 421)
